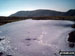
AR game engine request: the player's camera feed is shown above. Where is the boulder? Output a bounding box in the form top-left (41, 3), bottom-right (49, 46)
top-left (68, 31), bottom-right (75, 42)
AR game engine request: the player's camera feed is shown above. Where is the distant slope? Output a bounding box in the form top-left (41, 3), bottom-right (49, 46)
top-left (64, 9), bottom-right (75, 16)
top-left (10, 9), bottom-right (75, 17)
top-left (10, 9), bottom-right (64, 17)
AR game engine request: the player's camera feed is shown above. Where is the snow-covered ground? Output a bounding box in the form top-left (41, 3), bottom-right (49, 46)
top-left (0, 19), bottom-right (75, 56)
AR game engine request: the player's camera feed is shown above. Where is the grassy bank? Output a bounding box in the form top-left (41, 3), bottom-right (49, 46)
top-left (0, 16), bottom-right (75, 25)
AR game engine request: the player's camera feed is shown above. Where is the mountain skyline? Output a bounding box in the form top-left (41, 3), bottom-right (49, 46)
top-left (0, 0), bottom-right (75, 16)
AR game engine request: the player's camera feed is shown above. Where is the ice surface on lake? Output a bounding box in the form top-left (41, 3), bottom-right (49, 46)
top-left (0, 19), bottom-right (75, 56)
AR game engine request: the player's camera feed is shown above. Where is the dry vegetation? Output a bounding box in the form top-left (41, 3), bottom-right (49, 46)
top-left (0, 16), bottom-right (29, 25)
top-left (31, 16), bottom-right (75, 20)
top-left (0, 16), bottom-right (75, 25)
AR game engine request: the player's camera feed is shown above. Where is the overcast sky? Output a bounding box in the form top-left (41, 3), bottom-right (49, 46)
top-left (0, 0), bottom-right (75, 16)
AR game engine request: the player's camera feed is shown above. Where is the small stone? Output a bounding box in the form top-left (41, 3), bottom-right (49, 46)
top-left (25, 38), bottom-right (31, 41)
top-left (0, 52), bottom-right (3, 56)
top-left (0, 38), bottom-right (4, 41)
top-left (33, 38), bottom-right (37, 40)
top-left (7, 55), bottom-right (12, 56)
top-left (72, 24), bottom-right (75, 28)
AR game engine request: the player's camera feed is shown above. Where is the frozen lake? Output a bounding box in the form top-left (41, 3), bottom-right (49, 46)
top-left (0, 19), bottom-right (75, 56)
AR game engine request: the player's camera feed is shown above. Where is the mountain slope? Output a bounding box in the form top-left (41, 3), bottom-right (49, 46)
top-left (10, 9), bottom-right (75, 17)
top-left (64, 9), bottom-right (75, 16)
top-left (10, 9), bottom-right (64, 17)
